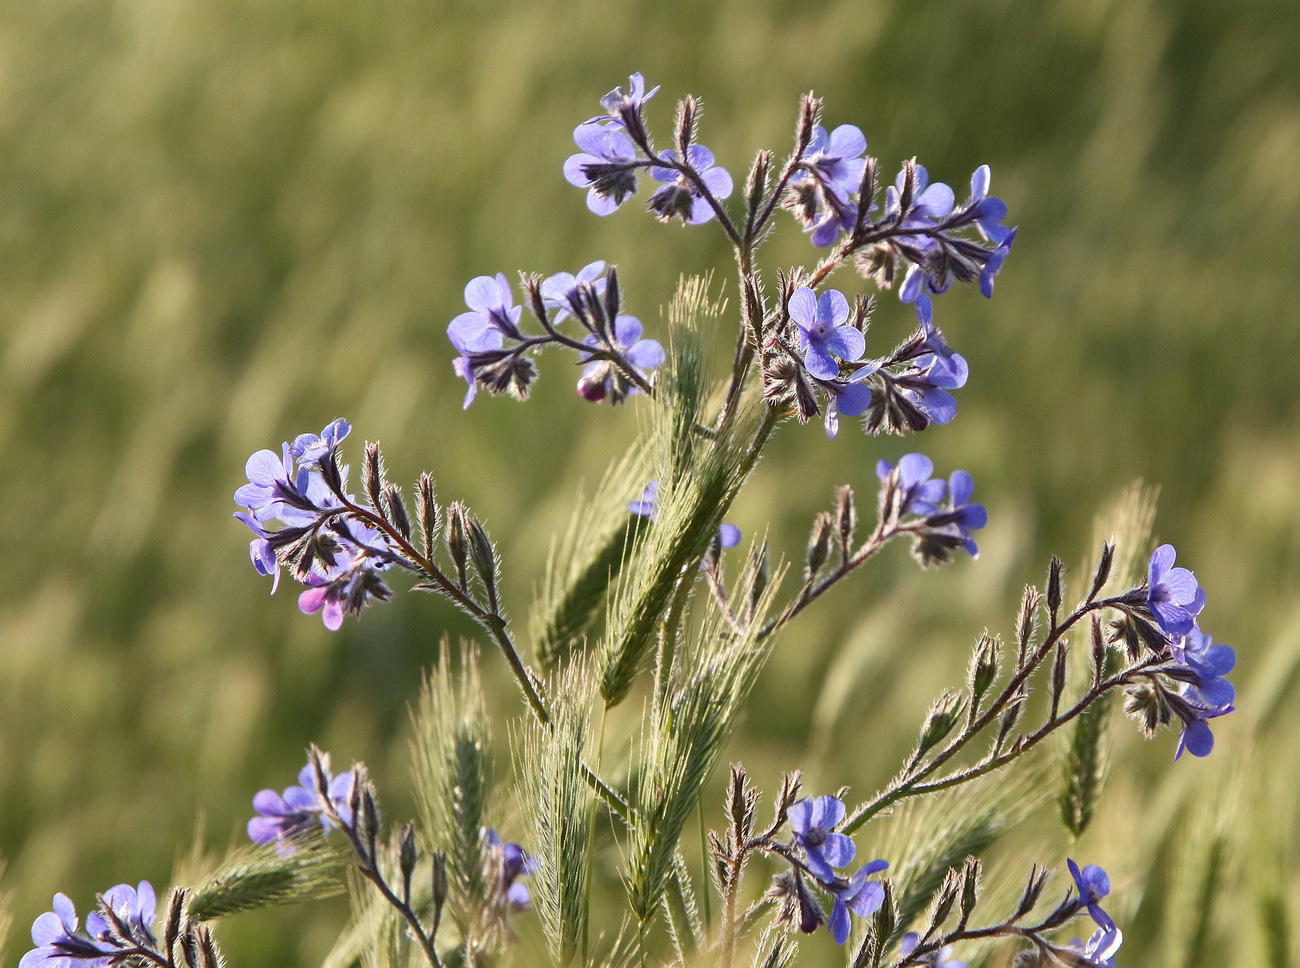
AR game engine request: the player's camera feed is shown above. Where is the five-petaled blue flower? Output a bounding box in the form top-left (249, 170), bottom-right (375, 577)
top-left (647, 145), bottom-right (733, 225)
top-left (787, 287), bottom-right (866, 381)
top-left (1067, 859), bottom-right (1115, 931)
top-left (826, 860), bottom-right (888, 945)
top-left (789, 795), bottom-right (856, 885)
top-left (1146, 544), bottom-right (1206, 638)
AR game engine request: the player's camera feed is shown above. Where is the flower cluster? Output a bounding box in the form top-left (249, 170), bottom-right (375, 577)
top-left (784, 123), bottom-right (870, 246)
top-left (1115, 545), bottom-right (1236, 759)
top-left (876, 454), bottom-right (987, 566)
top-left (866, 162), bottom-right (1016, 323)
top-left (482, 828), bottom-right (536, 909)
top-left (782, 795), bottom-right (888, 945)
top-left (248, 756), bottom-right (356, 854)
top-left (564, 73), bottom-right (734, 225)
top-left (762, 285), bottom-right (971, 439)
top-left (234, 419), bottom-right (401, 630)
top-left (447, 263), bottom-right (665, 407)
top-left (21, 882), bottom-right (158, 968)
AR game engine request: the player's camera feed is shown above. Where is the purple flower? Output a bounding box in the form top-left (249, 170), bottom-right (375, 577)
top-left (564, 123), bottom-right (641, 216)
top-left (930, 470), bottom-right (988, 557)
top-left (20, 894), bottom-right (108, 968)
top-left (85, 882), bottom-right (157, 948)
top-left (1173, 701), bottom-right (1233, 761)
top-left (483, 828), bottom-right (536, 909)
top-left (1146, 544), bottom-right (1206, 638)
top-left (788, 795), bottom-right (856, 885)
top-left (540, 261), bottom-right (607, 322)
top-left (876, 453), bottom-right (947, 516)
top-left (290, 418), bottom-right (352, 468)
top-left (979, 228), bottom-right (1017, 298)
top-left (1172, 626), bottom-right (1236, 709)
top-left (826, 860), bottom-right (888, 945)
top-left (627, 480), bottom-right (741, 549)
top-left (965, 165), bottom-right (1013, 245)
top-left (448, 275), bottom-right (524, 351)
top-left (788, 124), bottom-right (869, 246)
top-left (596, 72), bottom-right (659, 124)
top-left (787, 287), bottom-right (867, 381)
top-left (889, 163), bottom-right (1016, 316)
top-left (798, 124), bottom-right (868, 201)
top-left (1067, 859), bottom-right (1114, 931)
top-left (576, 315), bottom-right (664, 402)
top-left (1068, 925), bottom-right (1123, 967)
top-left (887, 163), bottom-right (956, 222)
top-left (822, 365), bottom-right (877, 440)
top-left (249, 760), bottom-right (355, 854)
top-left (21, 883), bottom-right (161, 968)
top-left (449, 323), bottom-right (503, 409)
top-left (647, 145), bottom-right (733, 225)
top-left (899, 932), bottom-right (969, 967)
top-left (295, 519), bottom-right (394, 631)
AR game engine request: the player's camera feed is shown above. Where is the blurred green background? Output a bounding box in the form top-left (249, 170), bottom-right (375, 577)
top-left (2, 0), bottom-right (1298, 964)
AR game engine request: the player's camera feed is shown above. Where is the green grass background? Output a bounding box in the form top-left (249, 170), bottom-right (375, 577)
top-left (1, 0), bottom-right (1297, 964)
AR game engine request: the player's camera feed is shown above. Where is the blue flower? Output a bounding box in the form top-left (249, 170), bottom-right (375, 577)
top-left (799, 124), bottom-right (868, 199)
top-left (1146, 544), bottom-right (1206, 638)
top-left (890, 163), bottom-right (1016, 317)
top-left (787, 287), bottom-right (866, 380)
top-left (85, 882), bottom-right (158, 949)
top-left (1067, 859), bottom-right (1114, 931)
top-left (822, 364), bottom-right (877, 439)
top-left (979, 227), bottom-right (1017, 298)
top-left (290, 418), bottom-right (353, 468)
top-left (827, 860), bottom-right (888, 945)
top-left (647, 145), bottom-right (733, 225)
top-left (788, 795), bottom-right (856, 885)
top-left (448, 274), bottom-right (524, 350)
top-left (20, 893), bottom-right (107, 968)
top-left (576, 315), bottom-right (665, 402)
top-left (483, 828), bottom-right (537, 909)
top-left (540, 261), bottom-right (607, 322)
top-left (965, 165), bottom-right (1013, 245)
top-left (899, 932), bottom-right (969, 967)
top-left (876, 453), bottom-right (947, 516)
top-left (564, 123), bottom-right (641, 216)
top-left (20, 883), bottom-right (160, 968)
top-left (249, 760), bottom-right (355, 854)
top-left (928, 470), bottom-right (988, 557)
top-left (596, 72), bottom-right (659, 124)
top-left (1172, 626), bottom-right (1236, 709)
top-left (1173, 700), bottom-right (1233, 761)
top-left (788, 124), bottom-right (869, 246)
top-left (1068, 925), bottom-right (1123, 967)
